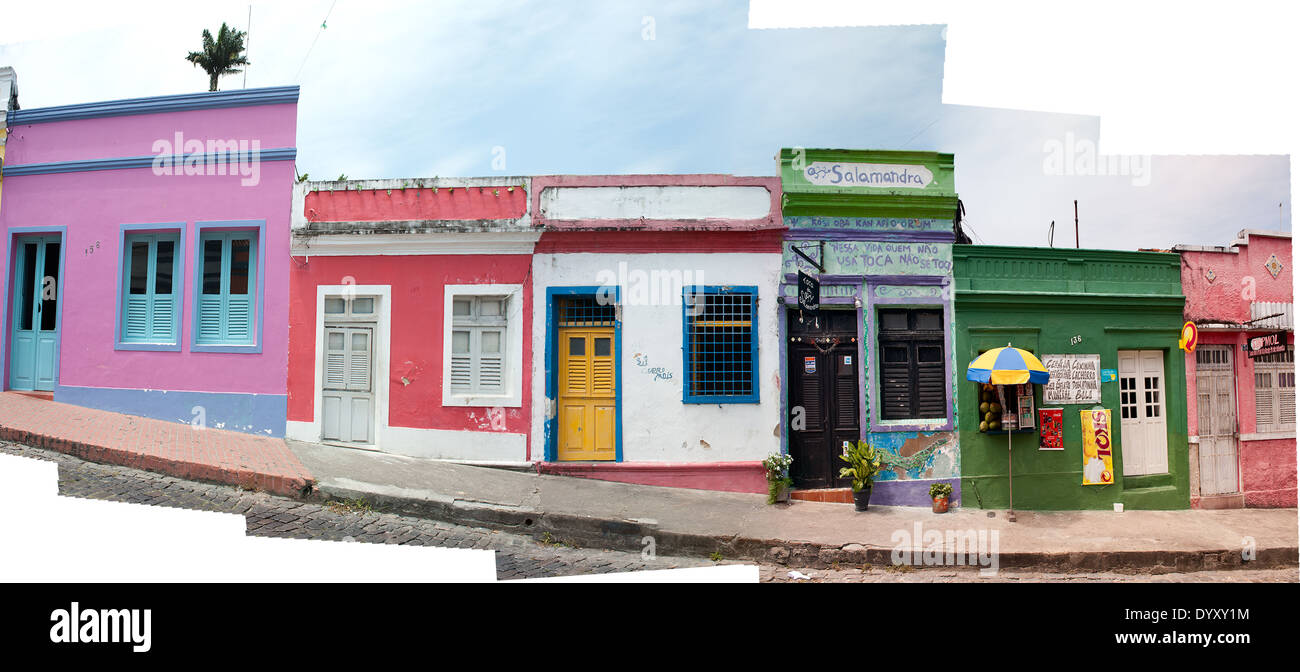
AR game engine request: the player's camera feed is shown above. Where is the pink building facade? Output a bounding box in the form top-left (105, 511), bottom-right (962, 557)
top-left (1175, 230), bottom-right (1295, 508)
top-left (0, 86), bottom-right (299, 436)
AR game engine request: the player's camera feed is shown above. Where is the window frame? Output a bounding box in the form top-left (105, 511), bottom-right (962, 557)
top-left (1254, 344), bottom-right (1296, 433)
top-left (190, 221), bottom-right (265, 353)
top-left (877, 307), bottom-right (948, 422)
top-left (681, 285), bottom-right (760, 404)
top-left (114, 223), bottom-right (186, 351)
top-left (441, 284), bottom-right (524, 408)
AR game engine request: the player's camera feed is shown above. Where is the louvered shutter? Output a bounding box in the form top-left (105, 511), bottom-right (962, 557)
top-left (125, 296), bottom-right (150, 340)
top-left (150, 295), bottom-right (174, 341)
top-left (226, 295), bottom-right (252, 342)
top-left (348, 330), bottom-right (372, 392)
top-left (324, 330), bottom-right (348, 390)
top-left (477, 329), bottom-right (505, 393)
top-left (450, 329), bottom-right (473, 393)
top-left (591, 336), bottom-right (614, 397)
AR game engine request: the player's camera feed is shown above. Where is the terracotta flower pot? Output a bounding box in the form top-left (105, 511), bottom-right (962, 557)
top-left (932, 496), bottom-right (950, 513)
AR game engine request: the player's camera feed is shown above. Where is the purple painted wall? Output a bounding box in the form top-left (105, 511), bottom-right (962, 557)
top-left (0, 92), bottom-right (297, 435)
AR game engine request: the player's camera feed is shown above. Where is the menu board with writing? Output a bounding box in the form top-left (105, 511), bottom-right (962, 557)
top-left (1041, 354), bottom-right (1101, 404)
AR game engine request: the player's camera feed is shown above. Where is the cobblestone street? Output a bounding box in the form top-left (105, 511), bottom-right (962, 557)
top-left (4, 441), bottom-right (1297, 583)
top-left (0, 442), bottom-right (712, 581)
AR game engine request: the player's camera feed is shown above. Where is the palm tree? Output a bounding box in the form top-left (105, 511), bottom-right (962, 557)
top-left (184, 23), bottom-right (250, 92)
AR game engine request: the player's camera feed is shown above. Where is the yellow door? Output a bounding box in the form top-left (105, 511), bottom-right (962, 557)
top-left (558, 328), bottom-right (616, 461)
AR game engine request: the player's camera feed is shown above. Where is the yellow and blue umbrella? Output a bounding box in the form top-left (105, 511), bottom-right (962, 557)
top-left (965, 345), bottom-right (1049, 385)
top-left (964, 344), bottom-right (1050, 523)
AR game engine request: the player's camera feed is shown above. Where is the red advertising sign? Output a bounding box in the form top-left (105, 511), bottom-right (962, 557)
top-left (1039, 408), bottom-right (1064, 450)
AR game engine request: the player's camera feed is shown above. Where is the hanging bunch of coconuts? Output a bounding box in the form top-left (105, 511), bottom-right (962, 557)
top-left (977, 383), bottom-right (1003, 433)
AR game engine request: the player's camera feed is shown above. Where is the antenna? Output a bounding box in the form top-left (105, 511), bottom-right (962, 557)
top-left (1048, 220), bottom-right (1055, 247)
top-left (243, 5), bottom-right (252, 89)
top-left (1074, 200), bottom-right (1080, 248)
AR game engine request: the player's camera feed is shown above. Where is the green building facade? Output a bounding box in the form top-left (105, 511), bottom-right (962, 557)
top-left (953, 245), bottom-right (1191, 510)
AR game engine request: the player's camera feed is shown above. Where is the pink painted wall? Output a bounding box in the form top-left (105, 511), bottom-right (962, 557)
top-left (2, 103), bottom-right (297, 164)
top-left (1180, 233), bottom-right (1292, 325)
top-left (0, 103), bottom-right (296, 396)
top-left (1179, 232), bottom-right (1295, 507)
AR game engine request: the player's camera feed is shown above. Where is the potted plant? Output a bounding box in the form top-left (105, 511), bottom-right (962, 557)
top-left (762, 453), bottom-right (794, 504)
top-left (929, 482), bottom-right (953, 513)
top-left (838, 440), bottom-right (883, 511)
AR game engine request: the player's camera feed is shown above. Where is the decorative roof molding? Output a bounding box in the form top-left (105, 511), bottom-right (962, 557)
top-left (1, 147), bottom-right (296, 177)
top-left (7, 86), bottom-right (300, 126)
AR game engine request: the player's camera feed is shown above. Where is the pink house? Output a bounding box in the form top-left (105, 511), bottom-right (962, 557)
top-left (1174, 229), bottom-right (1295, 508)
top-left (0, 83), bottom-right (298, 436)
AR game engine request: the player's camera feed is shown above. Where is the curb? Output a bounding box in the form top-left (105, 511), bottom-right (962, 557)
top-left (310, 481), bottom-right (1300, 572)
top-left (3, 428), bottom-right (315, 498)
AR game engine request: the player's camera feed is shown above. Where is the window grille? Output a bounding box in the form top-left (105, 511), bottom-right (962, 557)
top-left (683, 287), bottom-right (758, 403)
top-left (558, 296), bottom-right (617, 327)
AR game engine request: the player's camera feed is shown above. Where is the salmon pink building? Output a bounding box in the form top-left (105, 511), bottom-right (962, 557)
top-left (286, 177), bottom-right (537, 461)
top-left (1174, 229), bottom-right (1295, 508)
top-left (0, 83), bottom-right (298, 436)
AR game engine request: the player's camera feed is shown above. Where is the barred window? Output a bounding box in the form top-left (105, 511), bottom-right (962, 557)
top-left (1254, 345), bottom-right (1295, 433)
top-left (878, 309), bottom-right (947, 420)
top-left (683, 287), bottom-right (758, 403)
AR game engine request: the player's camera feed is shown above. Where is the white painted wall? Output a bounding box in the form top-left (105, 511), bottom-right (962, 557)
top-left (539, 186), bottom-right (772, 221)
top-left (530, 252), bottom-right (783, 463)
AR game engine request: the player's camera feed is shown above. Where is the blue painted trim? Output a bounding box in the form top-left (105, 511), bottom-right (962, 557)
top-left (113, 223), bottom-right (186, 352)
top-left (7, 86), bottom-right (300, 126)
top-left (543, 286), bottom-right (622, 463)
top-left (53, 384), bottom-right (288, 438)
top-left (1, 148), bottom-right (297, 177)
top-left (4, 226), bottom-right (68, 391)
top-left (190, 220), bottom-right (266, 354)
top-left (784, 229), bottom-right (955, 243)
top-left (681, 285), bottom-right (760, 404)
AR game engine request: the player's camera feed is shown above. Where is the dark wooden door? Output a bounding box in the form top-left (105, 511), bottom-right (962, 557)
top-left (787, 310), bottom-right (860, 489)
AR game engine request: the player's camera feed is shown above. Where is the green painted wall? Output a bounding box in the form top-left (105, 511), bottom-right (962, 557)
top-left (954, 245), bottom-right (1191, 510)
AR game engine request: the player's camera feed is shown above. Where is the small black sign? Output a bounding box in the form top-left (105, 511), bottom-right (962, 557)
top-left (797, 271), bottom-right (819, 312)
top-left (1247, 330), bottom-right (1289, 358)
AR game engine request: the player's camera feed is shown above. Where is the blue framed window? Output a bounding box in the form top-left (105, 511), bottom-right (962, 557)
top-left (194, 230), bottom-right (258, 346)
top-left (119, 232), bottom-right (181, 345)
top-left (682, 285), bottom-right (759, 403)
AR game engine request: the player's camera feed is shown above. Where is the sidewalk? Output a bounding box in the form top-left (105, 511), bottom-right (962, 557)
top-left (289, 440), bottom-right (1299, 572)
top-left (0, 392), bottom-right (313, 497)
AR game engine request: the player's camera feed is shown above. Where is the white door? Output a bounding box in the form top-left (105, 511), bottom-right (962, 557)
top-left (1119, 350), bottom-right (1169, 475)
top-left (322, 324), bottom-right (375, 445)
top-left (1196, 346), bottom-right (1238, 495)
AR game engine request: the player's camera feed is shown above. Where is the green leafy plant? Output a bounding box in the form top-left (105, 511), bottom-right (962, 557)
top-left (838, 440), bottom-right (882, 492)
top-left (762, 453), bottom-right (794, 504)
top-left (929, 482), bottom-right (953, 499)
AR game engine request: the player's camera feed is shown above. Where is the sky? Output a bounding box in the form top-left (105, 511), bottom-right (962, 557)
top-left (0, 0), bottom-right (1290, 250)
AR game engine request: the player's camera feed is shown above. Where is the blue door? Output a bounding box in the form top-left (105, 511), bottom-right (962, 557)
top-left (9, 235), bottom-right (62, 391)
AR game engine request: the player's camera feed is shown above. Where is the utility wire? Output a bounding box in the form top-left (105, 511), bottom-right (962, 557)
top-left (295, 0), bottom-right (338, 82)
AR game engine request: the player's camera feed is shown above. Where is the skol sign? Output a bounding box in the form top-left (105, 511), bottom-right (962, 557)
top-left (1080, 409), bottom-right (1114, 486)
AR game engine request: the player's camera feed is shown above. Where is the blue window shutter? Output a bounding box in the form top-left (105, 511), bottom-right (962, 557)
top-left (120, 232), bottom-right (180, 344)
top-left (195, 231), bottom-right (258, 346)
top-left (125, 296), bottom-right (150, 340)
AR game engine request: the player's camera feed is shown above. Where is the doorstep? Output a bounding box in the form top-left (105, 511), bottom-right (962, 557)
top-left (791, 487), bottom-right (854, 503)
top-left (1195, 493), bottom-right (1246, 510)
top-left (8, 391), bottom-right (54, 401)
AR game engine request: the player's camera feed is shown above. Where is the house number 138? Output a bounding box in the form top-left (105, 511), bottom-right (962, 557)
top-left (1070, 335), bottom-right (1083, 346)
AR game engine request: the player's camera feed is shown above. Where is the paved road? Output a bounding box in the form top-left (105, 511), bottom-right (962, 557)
top-left (4, 441), bottom-right (1296, 583)
top-left (0, 442), bottom-right (710, 580)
